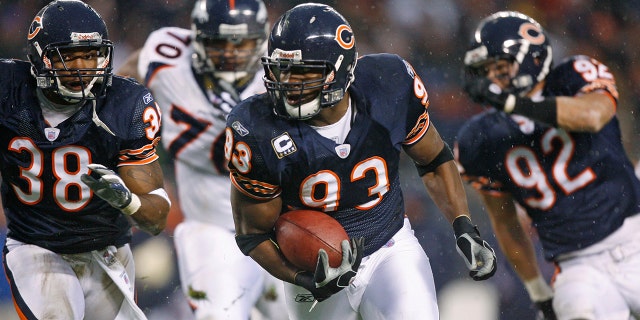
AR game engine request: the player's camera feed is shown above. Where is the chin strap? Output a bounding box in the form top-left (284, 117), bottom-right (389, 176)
top-left (91, 100), bottom-right (116, 136)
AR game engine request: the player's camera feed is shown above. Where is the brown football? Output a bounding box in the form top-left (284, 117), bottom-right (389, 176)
top-left (275, 209), bottom-right (348, 272)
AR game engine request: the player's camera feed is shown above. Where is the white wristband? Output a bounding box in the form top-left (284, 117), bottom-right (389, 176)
top-left (524, 275), bottom-right (554, 302)
top-left (121, 193), bottom-right (141, 216)
top-left (504, 94), bottom-right (516, 113)
top-left (149, 188), bottom-right (171, 207)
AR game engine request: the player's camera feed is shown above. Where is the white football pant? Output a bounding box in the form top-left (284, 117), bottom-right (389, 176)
top-left (4, 240), bottom-right (142, 319)
top-left (553, 214), bottom-right (640, 320)
top-left (174, 220), bottom-right (288, 320)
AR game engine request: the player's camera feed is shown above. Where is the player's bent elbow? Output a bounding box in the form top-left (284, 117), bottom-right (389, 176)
top-left (147, 224), bottom-right (166, 236)
top-left (133, 204), bottom-right (170, 236)
top-left (137, 217), bottom-right (168, 236)
top-left (584, 111), bottom-right (613, 133)
top-left (563, 108), bottom-right (613, 133)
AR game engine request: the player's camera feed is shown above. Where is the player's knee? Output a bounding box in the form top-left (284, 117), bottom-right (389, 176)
top-left (553, 266), bottom-right (591, 317)
top-left (553, 298), bottom-right (596, 320)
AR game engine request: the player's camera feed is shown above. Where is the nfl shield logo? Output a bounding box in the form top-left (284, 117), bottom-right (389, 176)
top-left (44, 127), bottom-right (60, 141)
top-left (335, 144), bottom-right (351, 159)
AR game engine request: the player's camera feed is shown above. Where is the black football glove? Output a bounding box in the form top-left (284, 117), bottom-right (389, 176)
top-left (463, 73), bottom-right (559, 126)
top-left (294, 237), bottom-right (364, 302)
top-left (463, 74), bottom-right (515, 111)
top-left (535, 298), bottom-right (557, 320)
top-left (81, 164), bottom-right (140, 215)
top-left (453, 216), bottom-right (497, 281)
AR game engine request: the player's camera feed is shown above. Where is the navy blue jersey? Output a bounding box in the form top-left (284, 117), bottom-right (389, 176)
top-left (456, 55), bottom-right (640, 261)
top-left (226, 54), bottom-right (432, 256)
top-left (0, 59), bottom-right (162, 254)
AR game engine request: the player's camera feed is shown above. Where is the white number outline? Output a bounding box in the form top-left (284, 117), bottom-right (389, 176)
top-left (505, 128), bottom-right (595, 210)
top-left (299, 157), bottom-right (390, 212)
top-left (10, 138), bottom-right (93, 212)
top-left (226, 132), bottom-right (391, 212)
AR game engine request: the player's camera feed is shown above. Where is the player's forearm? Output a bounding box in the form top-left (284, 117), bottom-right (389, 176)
top-left (493, 220), bottom-right (553, 301)
top-left (119, 163), bottom-right (170, 235)
top-left (421, 160), bottom-right (471, 223)
top-left (249, 240), bottom-right (300, 284)
top-left (556, 92), bottom-right (615, 132)
top-left (491, 217), bottom-right (540, 281)
top-left (129, 192), bottom-right (170, 235)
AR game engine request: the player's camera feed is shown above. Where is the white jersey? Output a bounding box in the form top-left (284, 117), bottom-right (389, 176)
top-left (138, 27), bottom-right (265, 229)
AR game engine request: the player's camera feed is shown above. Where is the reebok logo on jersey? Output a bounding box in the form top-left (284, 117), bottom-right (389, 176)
top-left (231, 121), bottom-right (249, 136)
top-left (272, 133), bottom-right (297, 159)
top-left (143, 93), bottom-right (153, 105)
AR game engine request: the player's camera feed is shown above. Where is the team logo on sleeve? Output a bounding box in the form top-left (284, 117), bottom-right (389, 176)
top-left (271, 133), bottom-right (297, 159)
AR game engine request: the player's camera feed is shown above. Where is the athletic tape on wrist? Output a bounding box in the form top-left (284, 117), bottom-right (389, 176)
top-left (504, 94), bottom-right (516, 113)
top-left (121, 193), bottom-right (141, 215)
top-left (524, 275), bottom-right (554, 302)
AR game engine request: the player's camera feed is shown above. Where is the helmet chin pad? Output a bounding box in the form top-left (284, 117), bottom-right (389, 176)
top-left (283, 94), bottom-right (321, 120)
top-left (215, 70), bottom-right (249, 84)
top-left (55, 76), bottom-right (98, 103)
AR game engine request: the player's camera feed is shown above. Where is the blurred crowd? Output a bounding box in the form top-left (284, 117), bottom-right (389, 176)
top-left (0, 0), bottom-right (639, 319)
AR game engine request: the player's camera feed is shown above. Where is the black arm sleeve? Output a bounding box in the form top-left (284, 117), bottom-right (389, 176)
top-left (235, 232), bottom-right (276, 256)
top-left (414, 141), bottom-right (454, 176)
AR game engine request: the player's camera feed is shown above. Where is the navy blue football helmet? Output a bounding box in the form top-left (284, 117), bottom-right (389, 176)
top-left (262, 3), bottom-right (358, 120)
top-left (464, 11), bottom-right (552, 95)
top-left (191, 0), bottom-right (269, 84)
top-left (27, 0), bottom-right (113, 103)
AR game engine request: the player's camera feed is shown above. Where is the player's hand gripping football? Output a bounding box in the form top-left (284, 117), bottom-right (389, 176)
top-left (463, 73), bottom-right (514, 111)
top-left (294, 237), bottom-right (364, 302)
top-left (453, 215), bottom-right (497, 280)
top-left (81, 163), bottom-right (140, 215)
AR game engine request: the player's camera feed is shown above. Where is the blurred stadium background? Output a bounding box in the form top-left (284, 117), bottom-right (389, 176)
top-left (0, 1), bottom-right (639, 319)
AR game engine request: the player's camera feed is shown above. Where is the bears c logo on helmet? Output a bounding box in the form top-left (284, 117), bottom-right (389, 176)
top-left (28, 16), bottom-right (42, 40)
top-left (518, 22), bottom-right (546, 46)
top-left (335, 24), bottom-right (354, 50)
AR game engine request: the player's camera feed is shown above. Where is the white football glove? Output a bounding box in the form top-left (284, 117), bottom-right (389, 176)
top-left (294, 237), bottom-right (364, 302)
top-left (81, 163), bottom-right (141, 215)
top-left (453, 215), bottom-right (497, 280)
